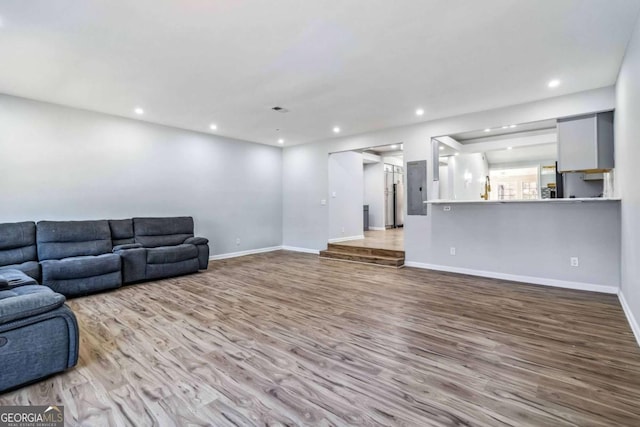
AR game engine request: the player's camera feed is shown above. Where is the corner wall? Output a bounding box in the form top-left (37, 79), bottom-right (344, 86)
top-left (615, 14), bottom-right (640, 344)
top-left (0, 94), bottom-right (283, 256)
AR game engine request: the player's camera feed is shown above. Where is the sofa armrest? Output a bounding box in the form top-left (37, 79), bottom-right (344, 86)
top-left (113, 243), bottom-right (143, 252)
top-left (116, 247), bottom-right (147, 284)
top-left (184, 236), bottom-right (208, 245)
top-left (0, 286), bottom-right (66, 324)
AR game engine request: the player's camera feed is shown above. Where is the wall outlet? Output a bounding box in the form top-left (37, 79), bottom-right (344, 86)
top-left (236, 238), bottom-right (241, 246)
top-left (450, 247), bottom-right (456, 256)
top-left (332, 192), bottom-right (337, 198)
top-left (570, 257), bottom-right (579, 267)
top-left (341, 227), bottom-right (345, 234)
top-left (443, 206), bottom-right (451, 212)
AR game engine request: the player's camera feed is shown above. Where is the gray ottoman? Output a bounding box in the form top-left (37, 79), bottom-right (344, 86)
top-left (0, 269), bottom-right (79, 392)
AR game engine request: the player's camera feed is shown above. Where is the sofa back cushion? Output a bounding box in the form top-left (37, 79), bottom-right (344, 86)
top-left (0, 222), bottom-right (37, 267)
top-left (133, 217), bottom-right (194, 248)
top-left (37, 220), bottom-right (113, 261)
top-left (109, 219), bottom-right (134, 246)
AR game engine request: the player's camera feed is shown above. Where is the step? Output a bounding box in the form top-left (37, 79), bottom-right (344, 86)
top-left (327, 243), bottom-right (405, 259)
top-left (319, 250), bottom-right (404, 267)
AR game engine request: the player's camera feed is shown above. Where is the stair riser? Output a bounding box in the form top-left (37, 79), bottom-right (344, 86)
top-left (319, 251), bottom-right (404, 267)
top-left (327, 244), bottom-right (404, 259)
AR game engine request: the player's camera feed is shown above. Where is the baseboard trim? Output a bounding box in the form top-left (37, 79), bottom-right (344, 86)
top-left (281, 246), bottom-right (320, 255)
top-left (618, 291), bottom-right (640, 348)
top-left (404, 261), bottom-right (619, 295)
top-left (328, 235), bottom-right (365, 243)
top-left (209, 246), bottom-right (282, 261)
top-left (368, 227), bottom-right (386, 231)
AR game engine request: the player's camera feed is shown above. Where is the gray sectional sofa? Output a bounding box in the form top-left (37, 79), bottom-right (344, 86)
top-left (0, 215), bottom-right (208, 393)
top-left (111, 217), bottom-right (209, 283)
top-left (38, 220), bottom-right (123, 297)
top-left (0, 221), bottom-right (41, 282)
top-left (0, 270), bottom-right (79, 392)
top-left (0, 216), bottom-right (209, 297)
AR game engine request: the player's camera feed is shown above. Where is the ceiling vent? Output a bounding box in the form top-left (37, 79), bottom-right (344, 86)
top-left (272, 106), bottom-right (289, 113)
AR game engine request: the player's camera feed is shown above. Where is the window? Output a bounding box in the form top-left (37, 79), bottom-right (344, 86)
top-left (489, 166), bottom-right (539, 200)
top-left (521, 181), bottom-right (538, 200)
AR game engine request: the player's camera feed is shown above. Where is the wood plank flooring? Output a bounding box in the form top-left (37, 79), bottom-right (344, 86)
top-left (2, 250), bottom-right (640, 426)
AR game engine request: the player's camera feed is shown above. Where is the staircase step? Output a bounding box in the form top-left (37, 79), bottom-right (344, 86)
top-left (319, 250), bottom-right (404, 267)
top-left (327, 243), bottom-right (404, 259)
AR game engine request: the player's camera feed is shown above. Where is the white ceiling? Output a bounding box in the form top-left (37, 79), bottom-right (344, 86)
top-left (450, 119), bottom-right (558, 143)
top-left (486, 143), bottom-right (558, 165)
top-left (0, 1), bottom-right (639, 147)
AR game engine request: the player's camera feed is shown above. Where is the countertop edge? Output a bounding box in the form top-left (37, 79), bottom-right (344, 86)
top-left (425, 198), bottom-right (621, 204)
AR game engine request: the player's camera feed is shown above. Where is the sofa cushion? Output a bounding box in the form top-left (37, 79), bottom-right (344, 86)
top-left (40, 254), bottom-right (121, 281)
top-left (0, 261), bottom-right (40, 282)
top-left (37, 220), bottom-right (113, 261)
top-left (133, 217), bottom-right (194, 248)
top-left (146, 244), bottom-right (198, 264)
top-left (44, 272), bottom-right (121, 298)
top-left (109, 219), bottom-right (135, 246)
top-left (146, 258), bottom-right (199, 280)
top-left (0, 285), bottom-right (65, 324)
top-left (0, 222), bottom-right (37, 267)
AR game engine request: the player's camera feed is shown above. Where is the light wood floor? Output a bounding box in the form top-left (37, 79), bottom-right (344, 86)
top-left (2, 250), bottom-right (640, 426)
top-left (337, 228), bottom-right (404, 252)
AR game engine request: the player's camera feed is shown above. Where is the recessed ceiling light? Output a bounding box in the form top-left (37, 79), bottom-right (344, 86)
top-left (209, 124), bottom-right (217, 130)
top-left (278, 139), bottom-right (284, 144)
top-left (454, 153), bottom-right (460, 156)
top-left (391, 144), bottom-right (398, 149)
top-left (333, 127), bottom-right (341, 133)
top-left (134, 107), bottom-right (144, 115)
top-left (548, 79), bottom-right (561, 88)
top-left (502, 126), bottom-right (509, 129)
top-left (507, 147), bottom-right (513, 150)
top-left (416, 108), bottom-right (424, 116)
top-left (484, 128), bottom-right (491, 132)
top-left (439, 146), bottom-right (444, 151)
top-left (509, 124), bottom-right (517, 128)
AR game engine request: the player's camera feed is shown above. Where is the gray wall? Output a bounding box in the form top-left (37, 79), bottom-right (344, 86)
top-left (616, 15), bottom-right (640, 332)
top-left (328, 151), bottom-right (363, 240)
top-left (0, 94), bottom-right (283, 256)
top-left (363, 162), bottom-right (385, 229)
top-left (282, 86), bottom-right (617, 287)
top-left (429, 201), bottom-right (620, 288)
top-left (282, 142), bottom-right (329, 251)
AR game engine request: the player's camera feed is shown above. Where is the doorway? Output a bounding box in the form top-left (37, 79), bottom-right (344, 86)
top-left (325, 144), bottom-right (405, 259)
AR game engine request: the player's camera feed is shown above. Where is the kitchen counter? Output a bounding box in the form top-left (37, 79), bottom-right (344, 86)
top-left (425, 198), bottom-right (620, 204)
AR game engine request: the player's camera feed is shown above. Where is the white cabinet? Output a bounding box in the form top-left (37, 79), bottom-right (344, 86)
top-left (557, 111), bottom-right (614, 172)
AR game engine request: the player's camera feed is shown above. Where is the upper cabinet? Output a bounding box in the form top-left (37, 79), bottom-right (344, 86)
top-left (557, 111), bottom-right (614, 173)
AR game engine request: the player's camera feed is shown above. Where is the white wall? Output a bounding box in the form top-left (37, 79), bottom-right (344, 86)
top-left (363, 162), bottom-right (385, 230)
top-left (328, 151), bottom-right (363, 240)
top-left (428, 201), bottom-right (620, 291)
top-left (615, 14), bottom-right (640, 341)
top-left (449, 153), bottom-right (489, 200)
top-left (438, 164), bottom-right (450, 200)
top-left (0, 94), bottom-right (283, 256)
top-left (282, 86), bottom-right (617, 288)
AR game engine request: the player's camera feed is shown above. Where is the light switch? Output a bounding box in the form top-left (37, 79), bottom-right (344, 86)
top-left (320, 199), bottom-right (327, 206)
top-left (332, 192), bottom-right (337, 198)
